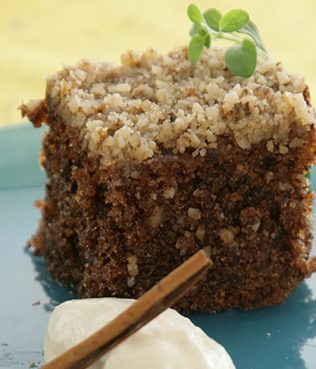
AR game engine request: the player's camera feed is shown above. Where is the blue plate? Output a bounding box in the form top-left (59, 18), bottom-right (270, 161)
top-left (1, 124), bottom-right (315, 369)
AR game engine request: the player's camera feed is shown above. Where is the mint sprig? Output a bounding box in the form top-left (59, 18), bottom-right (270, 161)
top-left (238, 20), bottom-right (267, 53)
top-left (225, 38), bottom-right (257, 77)
top-left (187, 4), bottom-right (204, 24)
top-left (203, 8), bottom-right (221, 31)
top-left (189, 35), bottom-right (206, 64)
top-left (187, 4), bottom-right (267, 78)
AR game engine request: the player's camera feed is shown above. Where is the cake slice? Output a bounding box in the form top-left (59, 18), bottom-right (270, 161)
top-left (21, 47), bottom-right (316, 312)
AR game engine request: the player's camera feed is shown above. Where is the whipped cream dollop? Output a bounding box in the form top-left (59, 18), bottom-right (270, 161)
top-left (44, 298), bottom-right (235, 369)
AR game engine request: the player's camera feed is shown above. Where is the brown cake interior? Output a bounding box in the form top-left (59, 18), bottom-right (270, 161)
top-left (26, 108), bottom-right (316, 312)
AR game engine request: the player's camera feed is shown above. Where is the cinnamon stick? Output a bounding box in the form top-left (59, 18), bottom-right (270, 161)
top-left (40, 249), bottom-right (212, 369)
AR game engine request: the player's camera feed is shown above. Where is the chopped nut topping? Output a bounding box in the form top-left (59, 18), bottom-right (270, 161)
top-left (195, 225), bottom-right (206, 241)
top-left (149, 207), bottom-right (164, 228)
top-left (41, 47), bottom-right (315, 167)
top-left (266, 140), bottom-right (274, 153)
top-left (127, 255), bottom-right (139, 277)
top-left (188, 207), bottom-right (201, 220)
top-left (279, 144), bottom-right (289, 155)
top-left (219, 228), bottom-right (235, 244)
top-left (163, 187), bottom-right (176, 199)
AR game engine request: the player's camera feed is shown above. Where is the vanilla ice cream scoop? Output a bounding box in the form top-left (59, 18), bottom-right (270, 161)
top-left (44, 298), bottom-right (235, 369)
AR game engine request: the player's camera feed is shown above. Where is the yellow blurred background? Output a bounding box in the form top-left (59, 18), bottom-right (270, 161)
top-left (1, 0), bottom-right (316, 125)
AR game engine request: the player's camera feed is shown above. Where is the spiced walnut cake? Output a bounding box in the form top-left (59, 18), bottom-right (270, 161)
top-left (21, 46), bottom-right (316, 312)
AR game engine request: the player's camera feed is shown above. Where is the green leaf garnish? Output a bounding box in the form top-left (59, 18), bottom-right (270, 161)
top-left (188, 34), bottom-right (205, 64)
top-left (187, 4), bottom-right (203, 25)
top-left (189, 23), bottom-right (199, 37)
top-left (204, 34), bottom-right (211, 48)
top-left (187, 4), bottom-right (268, 77)
top-left (219, 9), bottom-right (249, 32)
top-left (198, 27), bottom-right (208, 37)
top-left (225, 38), bottom-right (257, 78)
top-left (203, 8), bottom-right (222, 31)
top-left (238, 20), bottom-right (267, 52)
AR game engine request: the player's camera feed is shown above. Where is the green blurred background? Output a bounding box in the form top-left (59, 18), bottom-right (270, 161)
top-left (1, 0), bottom-right (316, 125)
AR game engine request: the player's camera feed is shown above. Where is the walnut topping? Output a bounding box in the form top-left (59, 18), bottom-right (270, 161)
top-left (127, 255), bottom-right (139, 277)
top-left (265, 171), bottom-right (274, 184)
top-left (149, 207), bottom-right (164, 228)
top-left (108, 83), bottom-right (131, 94)
top-left (188, 208), bottom-right (201, 220)
top-left (266, 140), bottom-right (274, 153)
top-left (36, 47), bottom-right (315, 167)
top-left (218, 228), bottom-right (235, 244)
top-left (163, 187), bottom-right (176, 199)
top-left (19, 99), bottom-right (48, 127)
top-left (279, 145), bottom-right (289, 155)
top-left (195, 225), bottom-right (206, 241)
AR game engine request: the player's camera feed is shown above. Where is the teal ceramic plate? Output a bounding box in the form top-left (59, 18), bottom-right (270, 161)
top-left (1, 124), bottom-right (316, 369)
